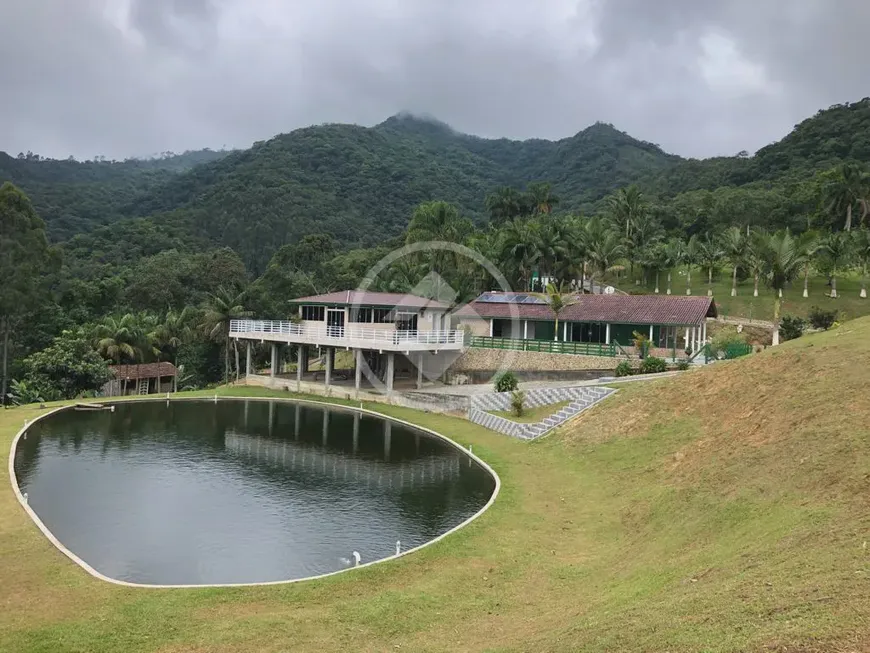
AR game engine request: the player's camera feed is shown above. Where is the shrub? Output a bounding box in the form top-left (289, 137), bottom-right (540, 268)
top-left (639, 356), bottom-right (667, 374)
top-left (779, 315), bottom-right (806, 342)
top-left (510, 390), bottom-right (525, 417)
top-left (710, 327), bottom-right (747, 352)
top-left (494, 371), bottom-right (519, 393)
top-left (615, 360), bottom-right (633, 377)
top-left (808, 306), bottom-right (837, 330)
top-left (676, 360), bottom-right (690, 371)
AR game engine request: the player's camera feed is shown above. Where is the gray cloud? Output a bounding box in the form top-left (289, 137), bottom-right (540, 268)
top-left (1, 0), bottom-right (867, 160)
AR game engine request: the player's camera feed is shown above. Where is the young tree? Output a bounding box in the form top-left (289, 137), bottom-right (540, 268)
top-left (696, 233), bottom-right (724, 296)
top-left (684, 235), bottom-right (700, 295)
top-left (795, 230), bottom-right (821, 298)
top-left (817, 231), bottom-right (854, 299)
top-left (93, 314), bottom-right (147, 395)
top-left (542, 282), bottom-right (577, 342)
top-left (756, 230), bottom-right (806, 345)
top-left (0, 183), bottom-right (50, 406)
top-left (153, 307), bottom-right (198, 391)
top-left (22, 330), bottom-right (111, 400)
top-left (854, 229), bottom-right (870, 298)
top-left (643, 243), bottom-right (669, 294)
top-left (720, 226), bottom-right (745, 297)
top-left (824, 162), bottom-right (867, 231)
top-left (584, 219), bottom-right (625, 294)
top-left (662, 239), bottom-right (684, 296)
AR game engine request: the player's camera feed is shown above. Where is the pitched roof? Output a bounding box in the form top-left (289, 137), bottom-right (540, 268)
top-left (456, 293), bottom-right (716, 325)
top-left (109, 362), bottom-right (179, 380)
top-left (289, 290), bottom-right (450, 310)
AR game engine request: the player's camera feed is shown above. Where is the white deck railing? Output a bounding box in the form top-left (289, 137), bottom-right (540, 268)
top-left (229, 319), bottom-right (465, 349)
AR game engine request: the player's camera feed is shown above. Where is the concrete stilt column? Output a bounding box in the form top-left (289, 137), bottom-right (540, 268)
top-left (605, 323), bottom-right (611, 345)
top-left (324, 348), bottom-right (333, 390)
top-left (245, 342), bottom-right (252, 376)
top-left (386, 352), bottom-right (395, 397)
top-left (296, 344), bottom-right (303, 391)
top-left (300, 346), bottom-right (309, 373)
top-left (416, 352), bottom-right (424, 390)
top-left (270, 343), bottom-right (278, 378)
top-left (354, 349), bottom-right (362, 399)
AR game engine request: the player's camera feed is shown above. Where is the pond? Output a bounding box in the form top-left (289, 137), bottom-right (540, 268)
top-left (12, 399), bottom-right (496, 586)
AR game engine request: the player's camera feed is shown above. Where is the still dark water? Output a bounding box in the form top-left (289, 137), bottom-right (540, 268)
top-left (13, 399), bottom-right (495, 585)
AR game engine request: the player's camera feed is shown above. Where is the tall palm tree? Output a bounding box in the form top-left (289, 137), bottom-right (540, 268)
top-left (606, 185), bottom-right (646, 239)
top-left (93, 314), bottom-right (144, 396)
top-left (524, 182), bottom-right (559, 216)
top-left (854, 228), bottom-right (870, 298)
top-left (662, 239), bottom-right (684, 296)
top-left (684, 235), bottom-right (700, 295)
top-left (643, 243), bottom-right (669, 294)
top-left (626, 211), bottom-right (662, 284)
top-left (720, 226), bottom-right (745, 297)
top-left (153, 307), bottom-right (198, 392)
top-left (500, 218), bottom-right (541, 290)
top-left (484, 186), bottom-right (523, 225)
top-left (756, 230), bottom-right (806, 345)
top-left (201, 287), bottom-right (251, 385)
top-left (542, 282), bottom-right (577, 341)
top-left (534, 217), bottom-right (570, 286)
top-left (696, 233), bottom-right (724, 297)
top-left (745, 230), bottom-right (767, 298)
top-left (825, 162), bottom-right (867, 231)
top-left (585, 219), bottom-right (625, 294)
top-left (817, 231), bottom-right (854, 299)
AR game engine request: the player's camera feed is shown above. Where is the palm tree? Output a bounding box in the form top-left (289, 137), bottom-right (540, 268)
top-left (794, 230), bottom-right (821, 298)
top-left (756, 230), bottom-right (806, 345)
top-left (200, 287), bottom-right (251, 385)
top-left (662, 239), bottom-right (684, 296)
top-left (93, 314), bottom-right (144, 396)
top-left (684, 235), bottom-right (700, 295)
top-left (720, 226), bottom-right (745, 297)
top-left (606, 186), bottom-right (646, 239)
top-left (585, 219), bottom-right (625, 294)
top-left (643, 243), bottom-right (669, 294)
top-left (745, 230), bottom-right (767, 298)
top-left (534, 217), bottom-right (569, 286)
top-left (153, 307), bottom-right (198, 392)
top-left (817, 231), bottom-right (854, 299)
top-left (524, 182), bottom-right (559, 216)
top-left (626, 211), bottom-right (662, 284)
top-left (696, 233), bottom-right (724, 296)
top-left (485, 186), bottom-right (523, 225)
top-left (825, 162), bottom-right (867, 231)
top-left (500, 218), bottom-right (540, 290)
top-left (854, 229), bottom-right (870, 298)
top-left (542, 282), bottom-right (577, 342)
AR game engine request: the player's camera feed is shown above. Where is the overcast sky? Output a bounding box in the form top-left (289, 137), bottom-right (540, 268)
top-left (2, 0), bottom-right (868, 160)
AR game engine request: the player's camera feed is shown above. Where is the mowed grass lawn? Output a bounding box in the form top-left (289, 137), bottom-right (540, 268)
top-left (615, 266), bottom-right (869, 322)
top-left (2, 321), bottom-right (870, 652)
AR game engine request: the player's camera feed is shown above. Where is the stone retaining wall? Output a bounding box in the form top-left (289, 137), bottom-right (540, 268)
top-left (450, 347), bottom-right (622, 372)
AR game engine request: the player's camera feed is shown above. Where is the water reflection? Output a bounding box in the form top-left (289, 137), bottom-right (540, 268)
top-left (14, 399), bottom-right (494, 585)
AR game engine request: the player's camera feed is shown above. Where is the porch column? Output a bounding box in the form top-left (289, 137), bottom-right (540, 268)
top-left (488, 319), bottom-right (493, 337)
top-left (270, 343), bottom-right (278, 378)
top-left (523, 320), bottom-right (528, 339)
top-left (702, 320), bottom-right (707, 345)
top-left (605, 323), bottom-right (611, 345)
top-left (563, 322), bottom-right (568, 341)
top-left (354, 349), bottom-right (362, 399)
top-left (416, 352), bottom-right (424, 390)
top-left (685, 327), bottom-right (691, 352)
top-left (649, 324), bottom-right (654, 341)
top-left (296, 344), bottom-right (303, 391)
top-left (245, 342), bottom-right (252, 376)
top-left (386, 351), bottom-right (395, 397)
top-left (324, 347), bottom-right (333, 390)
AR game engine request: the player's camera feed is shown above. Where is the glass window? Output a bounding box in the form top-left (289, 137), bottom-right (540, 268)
top-left (373, 308), bottom-right (394, 323)
top-left (301, 305), bottom-right (325, 321)
top-left (349, 307), bottom-right (373, 323)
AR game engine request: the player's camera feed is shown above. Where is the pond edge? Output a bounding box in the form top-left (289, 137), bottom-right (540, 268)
top-left (7, 395), bottom-right (501, 590)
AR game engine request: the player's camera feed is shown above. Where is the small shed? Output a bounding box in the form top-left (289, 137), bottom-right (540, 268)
top-left (106, 362), bottom-right (178, 396)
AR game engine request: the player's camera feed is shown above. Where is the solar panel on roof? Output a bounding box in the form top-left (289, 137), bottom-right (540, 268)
top-left (476, 292), bottom-right (546, 304)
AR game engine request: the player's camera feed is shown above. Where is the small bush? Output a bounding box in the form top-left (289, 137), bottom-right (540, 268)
top-left (710, 327), bottom-right (748, 352)
top-left (494, 371), bottom-right (519, 393)
top-left (615, 360), bottom-right (633, 377)
top-left (779, 315), bottom-right (806, 342)
top-left (808, 306), bottom-right (837, 330)
top-left (639, 356), bottom-right (667, 374)
top-left (510, 390), bottom-right (525, 417)
top-left (676, 360), bottom-right (690, 371)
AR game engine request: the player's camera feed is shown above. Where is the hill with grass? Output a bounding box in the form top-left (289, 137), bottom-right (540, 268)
top-left (1, 318), bottom-right (868, 651)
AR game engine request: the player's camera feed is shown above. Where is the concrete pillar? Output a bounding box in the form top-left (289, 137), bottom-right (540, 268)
top-left (649, 324), bottom-right (654, 342)
top-left (702, 320), bottom-right (707, 345)
top-left (416, 352), bottom-right (424, 390)
top-left (563, 321), bottom-right (568, 341)
top-left (386, 352), bottom-right (395, 397)
top-left (354, 349), bottom-right (362, 399)
top-left (324, 347), bottom-right (333, 390)
top-left (685, 327), bottom-right (691, 352)
top-left (299, 346), bottom-right (308, 373)
top-left (353, 412), bottom-right (359, 454)
top-left (270, 343), bottom-right (278, 377)
top-left (296, 344), bottom-right (303, 392)
top-left (488, 319), bottom-right (493, 337)
top-left (245, 342), bottom-right (252, 376)
top-left (384, 421), bottom-right (392, 460)
top-left (523, 320), bottom-right (528, 340)
top-left (605, 323), bottom-right (611, 345)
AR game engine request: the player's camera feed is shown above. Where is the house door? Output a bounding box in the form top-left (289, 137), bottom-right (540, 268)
top-left (396, 312), bottom-right (418, 332)
top-left (327, 309), bottom-right (345, 337)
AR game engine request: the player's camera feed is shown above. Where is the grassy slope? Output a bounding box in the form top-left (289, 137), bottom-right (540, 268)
top-left (1, 322), bottom-right (869, 652)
